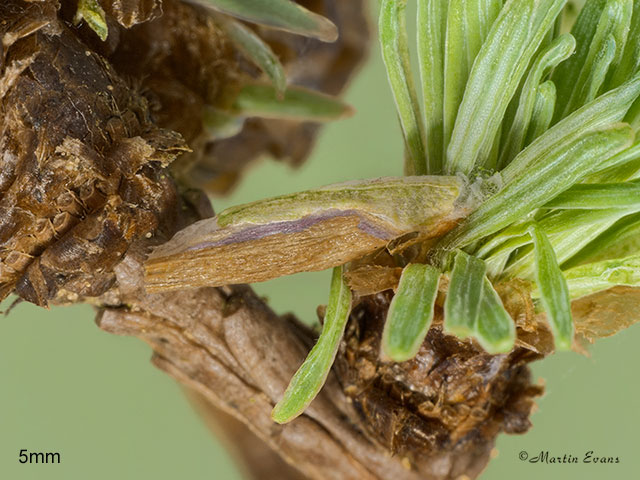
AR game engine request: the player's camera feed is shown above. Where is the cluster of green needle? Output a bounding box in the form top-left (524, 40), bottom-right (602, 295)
top-left (380, 0), bottom-right (640, 359)
top-left (274, 0), bottom-right (640, 424)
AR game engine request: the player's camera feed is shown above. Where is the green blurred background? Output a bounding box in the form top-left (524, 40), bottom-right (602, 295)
top-left (1, 1), bottom-right (639, 478)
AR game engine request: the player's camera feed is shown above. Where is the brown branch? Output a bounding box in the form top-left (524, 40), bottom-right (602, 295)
top-left (95, 247), bottom-right (421, 479)
top-left (93, 242), bottom-right (542, 480)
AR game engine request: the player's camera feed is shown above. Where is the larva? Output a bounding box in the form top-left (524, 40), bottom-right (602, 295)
top-left (144, 176), bottom-right (474, 292)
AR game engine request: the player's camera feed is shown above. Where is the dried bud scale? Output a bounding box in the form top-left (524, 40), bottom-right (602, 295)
top-left (335, 293), bottom-right (544, 478)
top-left (100, 0), bottom-right (163, 28)
top-left (0, 3), bottom-right (187, 305)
